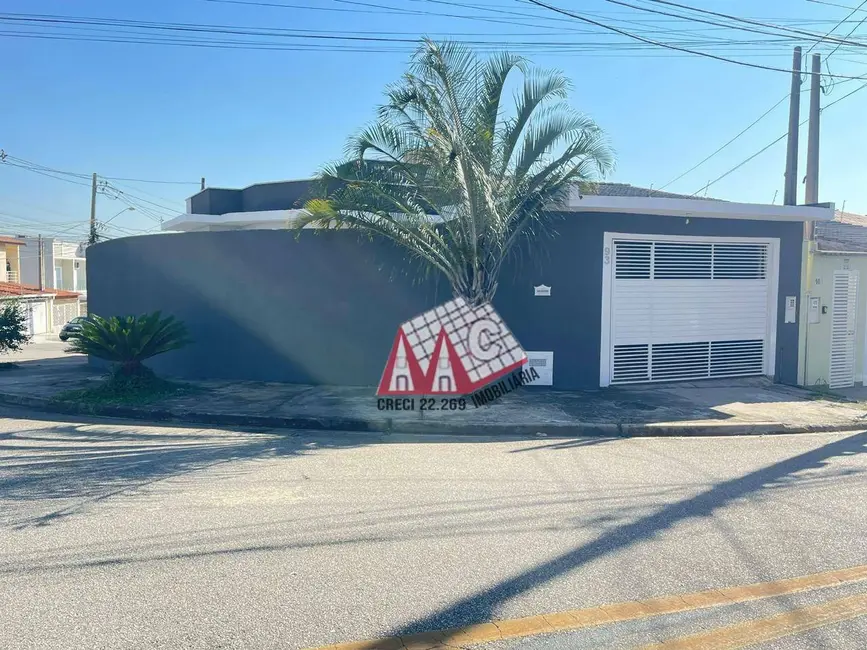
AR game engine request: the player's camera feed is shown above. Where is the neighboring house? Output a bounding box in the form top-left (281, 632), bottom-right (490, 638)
top-left (90, 179), bottom-right (833, 390)
top-left (19, 237), bottom-right (88, 314)
top-left (0, 235), bottom-right (25, 283)
top-left (798, 210), bottom-right (867, 389)
top-left (162, 180), bottom-right (726, 233)
top-left (163, 178), bottom-right (317, 232)
top-left (0, 282), bottom-right (81, 336)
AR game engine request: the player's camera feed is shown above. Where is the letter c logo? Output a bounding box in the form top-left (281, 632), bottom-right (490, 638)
top-left (468, 318), bottom-right (502, 361)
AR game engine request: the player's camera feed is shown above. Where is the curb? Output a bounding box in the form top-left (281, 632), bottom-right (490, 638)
top-left (0, 391), bottom-right (860, 438)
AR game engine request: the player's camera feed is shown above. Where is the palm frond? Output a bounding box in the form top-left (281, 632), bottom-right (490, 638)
top-left (66, 312), bottom-right (191, 372)
top-left (300, 39), bottom-right (615, 304)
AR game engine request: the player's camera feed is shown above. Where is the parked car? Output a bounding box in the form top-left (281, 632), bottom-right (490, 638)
top-left (59, 316), bottom-right (87, 341)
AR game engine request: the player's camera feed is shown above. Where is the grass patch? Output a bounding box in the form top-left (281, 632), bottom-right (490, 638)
top-left (801, 383), bottom-right (856, 403)
top-left (0, 362), bottom-right (20, 371)
top-left (55, 369), bottom-right (200, 407)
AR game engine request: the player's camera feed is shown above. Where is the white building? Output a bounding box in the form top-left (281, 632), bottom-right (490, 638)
top-left (19, 237), bottom-right (88, 299)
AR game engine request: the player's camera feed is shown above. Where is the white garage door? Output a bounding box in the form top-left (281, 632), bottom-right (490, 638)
top-left (601, 233), bottom-right (779, 386)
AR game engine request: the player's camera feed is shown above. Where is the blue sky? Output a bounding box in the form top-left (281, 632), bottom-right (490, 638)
top-left (1, 0), bottom-right (867, 238)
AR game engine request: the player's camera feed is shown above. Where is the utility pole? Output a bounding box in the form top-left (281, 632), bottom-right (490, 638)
top-left (201, 177), bottom-right (206, 191)
top-left (805, 53), bottom-right (821, 205)
top-left (784, 46), bottom-right (802, 206)
top-left (37, 235), bottom-right (44, 291)
top-left (89, 172), bottom-right (98, 244)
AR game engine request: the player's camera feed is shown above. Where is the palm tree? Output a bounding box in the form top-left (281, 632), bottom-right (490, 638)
top-left (300, 39), bottom-right (614, 305)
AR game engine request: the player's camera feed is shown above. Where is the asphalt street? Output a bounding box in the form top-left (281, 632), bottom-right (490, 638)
top-left (3, 336), bottom-right (74, 363)
top-left (0, 406), bottom-right (865, 649)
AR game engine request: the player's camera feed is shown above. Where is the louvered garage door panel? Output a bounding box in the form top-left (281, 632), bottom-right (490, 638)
top-left (829, 271), bottom-right (859, 389)
top-left (610, 238), bottom-right (771, 384)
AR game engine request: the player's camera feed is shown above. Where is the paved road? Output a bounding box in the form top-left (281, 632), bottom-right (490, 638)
top-left (0, 334), bottom-right (84, 364)
top-left (0, 407), bottom-right (865, 649)
top-left (4, 336), bottom-right (73, 363)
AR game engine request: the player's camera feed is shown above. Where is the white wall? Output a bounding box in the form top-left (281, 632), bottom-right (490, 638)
top-left (20, 237), bottom-right (87, 290)
top-left (3, 297), bottom-right (54, 336)
top-left (19, 237), bottom-right (54, 287)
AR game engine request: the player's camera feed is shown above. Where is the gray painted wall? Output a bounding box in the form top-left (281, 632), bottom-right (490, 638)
top-left (87, 231), bottom-right (445, 385)
top-left (189, 181), bottom-right (313, 216)
top-left (87, 213), bottom-right (803, 389)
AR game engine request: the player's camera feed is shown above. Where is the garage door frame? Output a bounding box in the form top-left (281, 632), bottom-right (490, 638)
top-left (600, 232), bottom-right (781, 387)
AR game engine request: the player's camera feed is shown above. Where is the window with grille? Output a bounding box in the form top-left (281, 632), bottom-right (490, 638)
top-left (614, 240), bottom-right (767, 280)
top-left (612, 340), bottom-right (764, 384)
top-left (614, 241), bottom-right (651, 279)
top-left (653, 243), bottom-right (712, 279)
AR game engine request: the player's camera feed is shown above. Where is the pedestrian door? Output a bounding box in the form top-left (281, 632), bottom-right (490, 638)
top-left (829, 270), bottom-right (859, 389)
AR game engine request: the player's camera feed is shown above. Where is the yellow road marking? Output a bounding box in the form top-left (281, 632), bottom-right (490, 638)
top-left (304, 564), bottom-right (867, 650)
top-left (640, 591), bottom-right (867, 649)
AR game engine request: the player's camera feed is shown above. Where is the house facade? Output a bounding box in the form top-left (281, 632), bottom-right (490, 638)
top-left (798, 211), bottom-right (867, 389)
top-left (19, 237), bottom-right (88, 315)
top-left (0, 236), bottom-right (25, 284)
top-left (0, 281), bottom-right (81, 336)
top-left (87, 180), bottom-right (832, 390)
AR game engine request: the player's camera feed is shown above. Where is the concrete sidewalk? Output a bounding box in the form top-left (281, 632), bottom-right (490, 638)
top-left (0, 354), bottom-right (866, 436)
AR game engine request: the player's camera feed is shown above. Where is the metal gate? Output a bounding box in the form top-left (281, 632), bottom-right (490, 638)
top-left (602, 234), bottom-right (778, 386)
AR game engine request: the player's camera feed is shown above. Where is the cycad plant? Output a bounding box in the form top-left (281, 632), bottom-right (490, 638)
top-left (65, 312), bottom-right (191, 377)
top-left (300, 39), bottom-right (614, 304)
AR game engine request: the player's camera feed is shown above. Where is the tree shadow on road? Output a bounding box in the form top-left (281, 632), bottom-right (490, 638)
top-left (0, 419), bottom-right (368, 529)
top-left (507, 437), bottom-right (618, 453)
top-left (386, 430), bottom-right (867, 635)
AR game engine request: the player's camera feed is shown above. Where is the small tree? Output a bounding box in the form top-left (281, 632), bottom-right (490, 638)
top-left (0, 301), bottom-right (31, 355)
top-left (300, 39), bottom-right (614, 305)
top-left (65, 312), bottom-right (191, 377)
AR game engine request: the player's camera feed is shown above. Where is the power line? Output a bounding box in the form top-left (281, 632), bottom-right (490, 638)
top-left (807, 1), bottom-right (867, 15)
top-left (99, 182), bottom-right (181, 216)
top-left (3, 11), bottom-right (863, 58)
top-left (1, 29), bottom-right (826, 55)
top-left (823, 1), bottom-right (867, 58)
top-left (654, 0), bottom-right (867, 191)
top-left (420, 0), bottom-right (788, 40)
top-left (1, 151), bottom-right (197, 186)
top-left (691, 134), bottom-right (788, 197)
top-left (0, 153), bottom-right (90, 179)
top-left (0, 153), bottom-right (185, 234)
top-left (0, 160), bottom-right (92, 187)
top-left (524, 0), bottom-right (867, 79)
top-left (99, 175), bottom-right (198, 185)
top-left (106, 180), bottom-right (187, 211)
top-left (691, 77), bottom-right (867, 195)
top-left (806, 0), bottom-right (867, 54)
top-left (654, 94), bottom-right (791, 193)
top-left (598, 0), bottom-right (838, 43)
top-left (638, 0), bottom-right (867, 47)
top-left (6, 9), bottom-right (867, 61)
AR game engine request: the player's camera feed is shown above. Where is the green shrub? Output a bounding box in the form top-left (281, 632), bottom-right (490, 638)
top-left (65, 312), bottom-right (191, 376)
top-left (0, 301), bottom-right (31, 355)
top-left (56, 365), bottom-right (196, 407)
